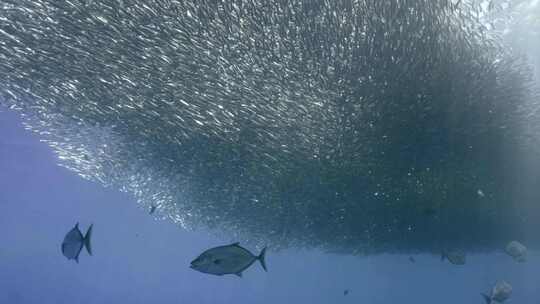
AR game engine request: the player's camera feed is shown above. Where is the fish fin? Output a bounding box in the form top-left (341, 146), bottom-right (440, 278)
top-left (230, 242), bottom-right (240, 247)
top-left (258, 247), bottom-right (267, 272)
top-left (481, 293), bottom-right (491, 304)
top-left (75, 222), bottom-right (79, 229)
top-left (84, 224), bottom-right (93, 256)
top-left (235, 272), bottom-right (242, 278)
top-left (75, 256), bottom-right (79, 264)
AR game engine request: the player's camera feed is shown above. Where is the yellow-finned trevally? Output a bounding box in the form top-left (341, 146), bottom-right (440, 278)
top-left (190, 242), bottom-right (267, 277)
top-left (61, 223), bottom-right (93, 263)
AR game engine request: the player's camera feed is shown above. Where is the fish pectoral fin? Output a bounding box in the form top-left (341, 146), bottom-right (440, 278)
top-left (234, 272), bottom-right (242, 278)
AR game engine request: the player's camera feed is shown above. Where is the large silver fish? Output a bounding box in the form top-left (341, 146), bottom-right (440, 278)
top-left (482, 281), bottom-right (512, 304)
top-left (190, 242), bottom-right (267, 277)
top-left (61, 223), bottom-right (93, 263)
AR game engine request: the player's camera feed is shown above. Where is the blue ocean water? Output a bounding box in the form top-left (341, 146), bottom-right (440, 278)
top-left (1, 1), bottom-right (539, 303)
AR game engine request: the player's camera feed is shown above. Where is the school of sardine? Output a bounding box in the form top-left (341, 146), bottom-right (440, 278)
top-left (1, 0), bottom-right (539, 255)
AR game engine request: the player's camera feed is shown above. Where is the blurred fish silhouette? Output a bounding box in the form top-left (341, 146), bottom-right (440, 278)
top-left (441, 249), bottom-right (466, 265)
top-left (505, 241), bottom-right (527, 262)
top-left (61, 223), bottom-right (93, 263)
top-left (344, 289), bottom-right (350, 296)
top-left (409, 256), bottom-right (416, 263)
top-left (190, 242), bottom-right (267, 277)
top-left (477, 189), bottom-right (485, 198)
top-left (481, 281), bottom-right (512, 304)
top-left (149, 205), bottom-right (157, 215)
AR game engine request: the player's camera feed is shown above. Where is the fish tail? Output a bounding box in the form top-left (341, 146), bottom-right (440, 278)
top-left (257, 247), bottom-right (267, 272)
top-left (84, 224), bottom-right (93, 256)
top-left (481, 293), bottom-right (491, 304)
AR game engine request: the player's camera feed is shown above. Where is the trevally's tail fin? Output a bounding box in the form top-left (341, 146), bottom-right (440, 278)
top-left (84, 224), bottom-right (93, 256)
top-left (481, 293), bottom-right (491, 304)
top-left (258, 247), bottom-right (267, 272)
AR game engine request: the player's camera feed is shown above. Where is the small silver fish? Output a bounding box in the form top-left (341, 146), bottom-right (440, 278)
top-left (505, 241), bottom-right (527, 262)
top-left (441, 250), bottom-right (466, 265)
top-left (190, 242), bottom-right (267, 277)
top-left (482, 281), bottom-right (512, 304)
top-left (61, 223), bottom-right (93, 263)
top-left (477, 189), bottom-right (485, 197)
